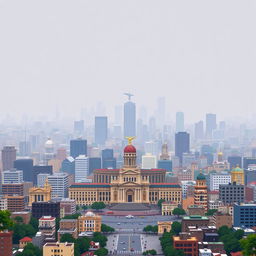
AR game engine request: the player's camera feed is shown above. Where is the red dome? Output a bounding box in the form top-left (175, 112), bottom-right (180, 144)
top-left (124, 145), bottom-right (136, 153)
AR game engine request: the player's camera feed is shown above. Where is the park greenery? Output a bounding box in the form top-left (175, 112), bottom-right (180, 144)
top-left (63, 213), bottom-right (81, 219)
top-left (91, 202), bottom-right (106, 210)
top-left (218, 225), bottom-right (244, 255)
top-left (240, 234), bottom-right (256, 256)
top-left (101, 223), bottom-right (115, 232)
top-left (17, 243), bottom-right (42, 256)
top-left (143, 249), bottom-right (157, 255)
top-left (172, 208), bottom-right (186, 217)
top-left (171, 222), bottom-right (182, 235)
top-left (0, 210), bottom-right (14, 231)
top-left (143, 225), bottom-right (158, 233)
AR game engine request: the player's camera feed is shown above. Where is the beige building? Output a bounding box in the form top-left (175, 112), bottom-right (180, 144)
top-left (194, 173), bottom-right (208, 211)
top-left (69, 140), bottom-right (182, 205)
top-left (158, 221), bottom-right (172, 234)
top-left (78, 211), bottom-right (101, 233)
top-left (43, 242), bottom-right (74, 256)
top-left (212, 213), bottom-right (232, 229)
top-left (29, 179), bottom-right (51, 206)
top-left (162, 201), bottom-right (178, 215)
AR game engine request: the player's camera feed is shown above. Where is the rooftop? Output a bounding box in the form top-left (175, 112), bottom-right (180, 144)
top-left (183, 215), bottom-right (209, 220)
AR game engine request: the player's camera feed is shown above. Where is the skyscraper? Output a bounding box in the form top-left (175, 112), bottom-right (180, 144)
top-left (14, 158), bottom-right (33, 182)
top-left (48, 172), bottom-right (69, 198)
top-left (158, 143), bottom-right (172, 172)
top-left (124, 98), bottom-right (136, 138)
top-left (89, 157), bottom-right (101, 175)
top-left (1, 146), bottom-right (17, 171)
top-left (95, 116), bottom-right (108, 145)
top-left (75, 155), bottom-right (89, 183)
top-left (176, 112), bottom-right (184, 132)
top-left (175, 132), bottom-right (190, 165)
top-left (70, 138), bottom-right (87, 159)
top-left (74, 120), bottom-right (84, 135)
top-left (194, 120), bottom-right (204, 140)
top-left (2, 169), bottom-right (23, 184)
top-left (102, 149), bottom-right (116, 169)
top-left (206, 113), bottom-right (217, 138)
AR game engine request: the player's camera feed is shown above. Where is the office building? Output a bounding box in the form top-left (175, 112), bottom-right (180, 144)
top-left (176, 112), bottom-right (184, 132)
top-left (60, 198), bottom-right (76, 217)
top-left (89, 157), bottom-right (101, 175)
top-left (95, 116), bottom-right (108, 145)
top-left (144, 141), bottom-right (158, 156)
top-left (195, 120), bottom-right (204, 140)
top-left (102, 149), bottom-right (116, 169)
top-left (228, 156), bottom-right (242, 169)
top-left (124, 99), bottom-right (136, 137)
top-left (75, 155), bottom-right (89, 183)
top-left (1, 146), bottom-right (16, 171)
top-left (48, 172), bottom-right (69, 198)
top-left (142, 154), bottom-right (157, 169)
top-left (157, 160), bottom-right (172, 172)
top-left (78, 211), bottom-right (102, 233)
top-left (70, 138), bottom-right (87, 159)
top-left (175, 132), bottom-right (190, 165)
top-left (194, 173), bottom-right (208, 211)
top-left (0, 231), bottom-right (13, 256)
top-left (19, 141), bottom-right (31, 157)
top-left (56, 148), bottom-right (67, 162)
top-left (0, 198), bottom-right (8, 210)
top-left (181, 180), bottom-right (196, 199)
top-left (43, 242), bottom-right (74, 256)
top-left (231, 166), bottom-right (244, 185)
top-left (182, 153), bottom-right (196, 168)
top-left (205, 113), bottom-right (217, 138)
top-left (2, 183), bottom-right (23, 196)
top-left (209, 172), bottom-right (231, 191)
top-left (173, 233), bottom-right (198, 256)
top-left (74, 120), bottom-right (84, 135)
top-left (243, 157), bottom-right (256, 170)
top-left (33, 165), bottom-right (53, 185)
top-left (61, 157), bottom-right (75, 175)
top-left (14, 158), bottom-right (33, 182)
top-left (32, 201), bottom-right (60, 219)
top-left (58, 219), bottom-right (78, 241)
top-left (2, 169), bottom-right (23, 184)
top-left (234, 203), bottom-right (256, 228)
top-left (5, 195), bottom-right (25, 212)
top-left (219, 182), bottom-right (244, 204)
top-left (212, 213), bottom-right (232, 229)
top-left (37, 173), bottom-right (50, 188)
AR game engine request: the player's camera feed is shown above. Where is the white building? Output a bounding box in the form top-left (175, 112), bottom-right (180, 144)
top-left (48, 172), bottom-right (69, 198)
top-left (2, 169), bottom-right (23, 184)
top-left (44, 138), bottom-right (54, 164)
top-left (0, 197), bottom-right (8, 210)
top-left (144, 141), bottom-right (158, 156)
top-left (181, 180), bottom-right (196, 199)
top-left (209, 172), bottom-right (231, 191)
top-left (75, 155), bottom-right (89, 183)
top-left (142, 154), bottom-right (157, 169)
top-left (37, 173), bottom-right (49, 187)
top-left (199, 248), bottom-right (212, 256)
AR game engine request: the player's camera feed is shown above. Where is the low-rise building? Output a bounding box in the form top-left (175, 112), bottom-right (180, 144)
top-left (0, 231), bottom-right (13, 256)
top-left (58, 219), bottom-right (78, 241)
top-left (182, 216), bottom-right (210, 232)
top-left (173, 232), bottom-right (198, 256)
top-left (158, 221), bottom-right (172, 234)
top-left (212, 212), bottom-right (232, 229)
top-left (161, 201), bottom-right (178, 215)
top-left (11, 211), bottom-right (31, 224)
top-left (32, 201), bottom-right (60, 219)
top-left (187, 205), bottom-right (205, 216)
top-left (60, 198), bottom-right (76, 218)
top-left (0, 197), bottom-right (8, 210)
top-left (19, 237), bottom-right (32, 249)
top-left (78, 212), bottom-right (101, 233)
top-left (43, 242), bottom-right (74, 256)
top-left (5, 195), bottom-right (25, 212)
top-left (39, 216), bottom-right (56, 242)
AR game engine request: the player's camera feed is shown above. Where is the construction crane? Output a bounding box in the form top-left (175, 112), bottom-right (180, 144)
top-left (124, 92), bottom-right (134, 101)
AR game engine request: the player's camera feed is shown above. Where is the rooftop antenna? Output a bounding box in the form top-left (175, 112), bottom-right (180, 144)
top-left (124, 93), bottom-right (134, 101)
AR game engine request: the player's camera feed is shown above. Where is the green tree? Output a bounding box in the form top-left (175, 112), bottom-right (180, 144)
top-left (143, 249), bottom-right (157, 255)
top-left (172, 208), bottom-right (186, 217)
top-left (158, 199), bottom-right (165, 208)
top-left (76, 237), bottom-right (90, 254)
top-left (14, 216), bottom-right (24, 224)
top-left (93, 232), bottom-right (108, 247)
top-left (91, 202), bottom-right (106, 210)
top-left (63, 213), bottom-right (81, 219)
top-left (234, 229), bottom-right (244, 240)
top-left (171, 222), bottom-right (181, 235)
top-left (60, 233), bottom-right (76, 243)
top-left (29, 217), bottom-right (39, 231)
top-left (0, 210), bottom-right (14, 231)
top-left (94, 248), bottom-right (108, 256)
top-left (101, 224), bottom-right (115, 232)
top-left (143, 225), bottom-right (158, 233)
top-left (82, 205), bottom-right (88, 210)
top-left (240, 234), bottom-right (256, 256)
top-left (205, 209), bottom-right (217, 216)
top-left (17, 243), bottom-right (42, 256)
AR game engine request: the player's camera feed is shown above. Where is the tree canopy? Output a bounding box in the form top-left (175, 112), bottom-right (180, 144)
top-left (91, 202), bottom-right (106, 210)
top-left (240, 234), bottom-right (256, 256)
top-left (101, 224), bottom-right (115, 233)
top-left (143, 249), bottom-right (157, 255)
top-left (17, 243), bottom-right (42, 256)
top-left (171, 222), bottom-right (181, 235)
top-left (205, 209), bottom-right (217, 216)
top-left (158, 199), bottom-right (165, 208)
top-left (0, 210), bottom-right (14, 231)
top-left (143, 225), bottom-right (158, 233)
top-left (172, 208), bottom-right (186, 217)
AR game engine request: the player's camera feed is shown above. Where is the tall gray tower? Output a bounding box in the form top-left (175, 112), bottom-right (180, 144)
top-left (124, 93), bottom-right (136, 138)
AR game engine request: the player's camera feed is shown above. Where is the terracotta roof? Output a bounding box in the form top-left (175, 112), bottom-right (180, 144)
top-left (20, 237), bottom-right (32, 242)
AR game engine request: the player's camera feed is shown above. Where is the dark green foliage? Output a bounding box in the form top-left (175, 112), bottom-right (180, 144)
top-left (158, 199), bottom-right (165, 208)
top-left (60, 233), bottom-right (76, 243)
top-left (76, 237), bottom-right (90, 254)
top-left (29, 217), bottom-right (39, 231)
top-left (218, 226), bottom-right (244, 255)
top-left (240, 234), bottom-right (256, 256)
top-left (12, 223), bottom-right (37, 244)
top-left (93, 232), bottom-right (108, 247)
top-left (101, 223), bottom-right (115, 232)
top-left (143, 225), bottom-right (158, 233)
top-left (63, 213), bottom-right (81, 219)
top-left (91, 202), bottom-right (106, 210)
top-left (82, 205), bottom-right (88, 210)
top-left (94, 248), bottom-right (108, 256)
top-left (205, 209), bottom-right (217, 216)
top-left (17, 243), bottom-right (42, 256)
top-left (172, 208), bottom-right (186, 217)
top-left (171, 222), bottom-right (181, 235)
top-left (14, 216), bottom-right (24, 224)
top-left (0, 210), bottom-right (14, 231)
top-left (143, 249), bottom-right (157, 255)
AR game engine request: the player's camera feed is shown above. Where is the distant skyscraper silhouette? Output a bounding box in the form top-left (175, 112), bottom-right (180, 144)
top-left (14, 158), bottom-right (33, 182)
top-left (206, 113), bottom-right (217, 138)
top-left (102, 149), bottom-right (116, 169)
top-left (1, 146), bottom-right (16, 171)
top-left (157, 97), bottom-right (165, 128)
top-left (74, 120), bottom-right (84, 135)
top-left (176, 112), bottom-right (184, 132)
top-left (124, 99), bottom-right (136, 138)
top-left (70, 138), bottom-right (87, 159)
top-left (175, 132), bottom-right (190, 165)
top-left (95, 116), bottom-right (108, 145)
top-left (195, 120), bottom-right (204, 140)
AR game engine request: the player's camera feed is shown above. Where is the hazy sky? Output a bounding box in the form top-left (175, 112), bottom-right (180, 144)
top-left (0, 0), bottom-right (256, 123)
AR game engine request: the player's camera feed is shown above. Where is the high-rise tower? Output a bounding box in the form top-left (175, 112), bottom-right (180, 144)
top-left (194, 172), bottom-right (208, 211)
top-left (124, 93), bottom-right (136, 138)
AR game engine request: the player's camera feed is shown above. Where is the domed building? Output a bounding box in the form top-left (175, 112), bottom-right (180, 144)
top-left (231, 166), bottom-right (244, 185)
top-left (44, 138), bottom-right (55, 164)
top-left (69, 138), bottom-right (182, 205)
top-left (78, 211), bottom-right (101, 233)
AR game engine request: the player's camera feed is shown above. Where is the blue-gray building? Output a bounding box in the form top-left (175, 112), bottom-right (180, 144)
top-left (102, 149), bottom-right (116, 169)
top-left (61, 157), bottom-right (75, 175)
top-left (124, 100), bottom-right (136, 137)
top-left (70, 138), bottom-right (87, 159)
top-left (234, 203), bottom-right (256, 228)
top-left (95, 116), bottom-right (108, 145)
top-left (157, 160), bottom-right (172, 172)
top-left (89, 157), bottom-right (101, 175)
